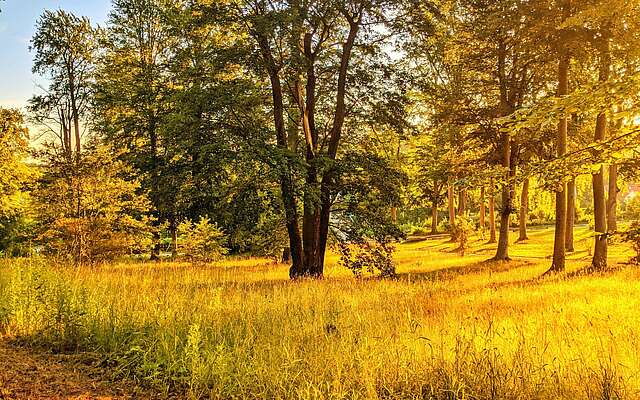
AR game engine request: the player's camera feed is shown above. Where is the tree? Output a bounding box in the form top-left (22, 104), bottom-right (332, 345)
top-left (239, 0), bottom-right (413, 278)
top-left (0, 109), bottom-right (34, 256)
top-left (35, 143), bottom-right (153, 263)
top-left (95, 0), bottom-right (174, 260)
top-left (29, 10), bottom-right (95, 161)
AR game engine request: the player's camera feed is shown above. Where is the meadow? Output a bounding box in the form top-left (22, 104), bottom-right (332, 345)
top-left (1, 225), bottom-right (639, 399)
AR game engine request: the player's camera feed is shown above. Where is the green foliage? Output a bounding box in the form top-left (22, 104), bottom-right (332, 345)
top-left (622, 195), bottom-right (640, 220)
top-left (337, 241), bottom-right (396, 278)
top-left (622, 221), bottom-right (640, 264)
top-left (451, 215), bottom-right (475, 256)
top-left (36, 143), bottom-right (153, 263)
top-left (0, 109), bottom-right (35, 256)
top-left (178, 217), bottom-right (228, 264)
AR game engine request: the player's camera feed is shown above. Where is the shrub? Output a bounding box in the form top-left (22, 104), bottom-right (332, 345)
top-left (451, 215), bottom-right (475, 256)
top-left (622, 221), bottom-right (640, 264)
top-left (338, 241), bottom-right (396, 278)
top-left (178, 217), bottom-right (228, 264)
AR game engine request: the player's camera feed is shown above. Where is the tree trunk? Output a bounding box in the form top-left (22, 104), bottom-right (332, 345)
top-left (149, 119), bottom-right (161, 262)
top-left (494, 132), bottom-right (512, 261)
top-left (391, 207), bottom-right (398, 224)
top-left (591, 31), bottom-right (611, 271)
top-left (457, 189), bottom-right (466, 217)
top-left (488, 180), bottom-right (497, 244)
top-left (448, 183), bottom-right (455, 229)
top-left (282, 247), bottom-right (291, 263)
top-left (548, 22), bottom-right (570, 273)
top-left (480, 186), bottom-right (486, 230)
top-left (518, 178), bottom-right (529, 241)
top-left (259, 49), bottom-right (304, 276)
top-left (566, 178), bottom-right (575, 252)
top-left (169, 216), bottom-right (178, 258)
top-left (607, 164), bottom-right (618, 232)
top-left (431, 202), bottom-right (438, 234)
top-left (303, 17), bottom-right (361, 278)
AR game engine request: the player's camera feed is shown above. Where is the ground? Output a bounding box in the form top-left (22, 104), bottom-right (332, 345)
top-left (0, 225), bottom-right (638, 399)
top-left (0, 340), bottom-right (154, 399)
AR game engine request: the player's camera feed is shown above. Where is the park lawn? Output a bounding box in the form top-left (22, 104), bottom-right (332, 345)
top-left (0, 225), bottom-right (639, 399)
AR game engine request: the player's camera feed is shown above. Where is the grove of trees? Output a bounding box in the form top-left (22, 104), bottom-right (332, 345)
top-left (1, 0), bottom-right (640, 276)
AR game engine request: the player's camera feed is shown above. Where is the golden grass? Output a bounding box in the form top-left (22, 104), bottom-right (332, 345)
top-left (1, 225), bottom-right (639, 399)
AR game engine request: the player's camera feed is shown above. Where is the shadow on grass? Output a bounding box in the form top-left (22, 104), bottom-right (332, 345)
top-left (395, 258), bottom-right (534, 283)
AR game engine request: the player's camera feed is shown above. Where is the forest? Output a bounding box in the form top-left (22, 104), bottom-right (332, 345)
top-left (1, 0), bottom-right (640, 398)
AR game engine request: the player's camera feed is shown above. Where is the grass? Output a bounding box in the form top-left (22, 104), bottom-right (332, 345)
top-left (0, 225), bottom-right (639, 399)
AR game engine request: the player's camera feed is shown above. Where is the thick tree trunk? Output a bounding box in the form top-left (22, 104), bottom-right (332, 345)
top-left (518, 178), bottom-right (529, 241)
top-left (494, 132), bottom-right (512, 261)
top-left (298, 17), bottom-right (360, 278)
top-left (548, 26), bottom-right (570, 273)
top-left (566, 178), bottom-right (576, 252)
top-left (591, 32), bottom-right (611, 271)
top-left (391, 207), bottom-right (398, 224)
top-left (607, 164), bottom-right (618, 232)
top-left (431, 202), bottom-right (438, 234)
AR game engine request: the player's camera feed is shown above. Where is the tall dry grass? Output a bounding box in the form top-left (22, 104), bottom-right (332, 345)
top-left (0, 226), bottom-right (638, 399)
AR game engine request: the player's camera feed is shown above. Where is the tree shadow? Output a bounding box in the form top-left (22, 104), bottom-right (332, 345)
top-left (395, 258), bottom-right (534, 283)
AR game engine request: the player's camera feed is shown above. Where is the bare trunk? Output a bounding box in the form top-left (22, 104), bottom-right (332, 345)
top-left (480, 186), bottom-right (486, 230)
top-left (566, 178), bottom-right (575, 252)
top-left (299, 16), bottom-right (360, 278)
top-left (607, 164), bottom-right (618, 232)
top-left (431, 202), bottom-right (438, 234)
top-left (494, 133), bottom-right (512, 261)
top-left (488, 180), bottom-right (497, 244)
top-left (257, 39), bottom-right (305, 275)
top-left (169, 216), bottom-right (178, 258)
top-left (457, 189), bottom-right (467, 217)
top-left (591, 30), bottom-right (611, 271)
top-left (549, 22), bottom-right (570, 273)
top-left (391, 207), bottom-right (398, 223)
top-left (518, 178), bottom-right (529, 241)
top-left (448, 184), bottom-right (456, 229)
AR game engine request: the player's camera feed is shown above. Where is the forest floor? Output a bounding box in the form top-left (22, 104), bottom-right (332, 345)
top-left (0, 340), bottom-right (153, 399)
top-left (0, 224), bottom-right (638, 399)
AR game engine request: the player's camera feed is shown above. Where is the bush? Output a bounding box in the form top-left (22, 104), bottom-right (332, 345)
top-left (178, 217), bottom-right (227, 264)
top-left (338, 241), bottom-right (396, 278)
top-left (451, 215), bottom-right (475, 256)
top-left (622, 221), bottom-right (640, 264)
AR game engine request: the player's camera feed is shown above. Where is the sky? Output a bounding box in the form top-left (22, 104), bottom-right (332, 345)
top-left (0, 1), bottom-right (111, 110)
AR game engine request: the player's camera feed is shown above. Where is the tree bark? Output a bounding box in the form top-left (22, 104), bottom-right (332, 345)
top-left (566, 178), bottom-right (576, 252)
top-left (169, 215), bottom-right (178, 258)
top-left (431, 202), bottom-right (438, 234)
top-left (488, 180), bottom-right (497, 244)
top-left (448, 183), bottom-right (456, 229)
top-left (480, 186), bottom-right (486, 230)
top-left (312, 15), bottom-right (361, 277)
top-left (548, 18), bottom-right (570, 273)
top-left (591, 29), bottom-right (611, 271)
top-left (457, 189), bottom-right (467, 217)
top-left (494, 132), bottom-right (512, 261)
top-left (256, 32), bottom-right (305, 276)
top-left (607, 164), bottom-right (618, 232)
top-left (518, 178), bottom-right (529, 241)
